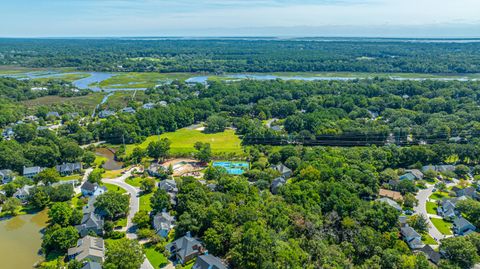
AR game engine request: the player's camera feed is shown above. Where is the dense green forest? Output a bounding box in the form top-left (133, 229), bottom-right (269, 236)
top-left (1, 39), bottom-right (480, 73)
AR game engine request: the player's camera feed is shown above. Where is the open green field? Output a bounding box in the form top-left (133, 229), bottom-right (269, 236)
top-left (32, 73), bottom-right (90, 83)
top-left (430, 218), bottom-right (453, 235)
top-left (126, 128), bottom-right (243, 156)
top-left (98, 72), bottom-right (194, 88)
top-left (22, 93), bottom-right (104, 110)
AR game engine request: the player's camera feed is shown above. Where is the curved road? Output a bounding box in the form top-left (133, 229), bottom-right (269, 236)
top-left (414, 184), bottom-right (444, 242)
top-left (102, 168), bottom-right (155, 269)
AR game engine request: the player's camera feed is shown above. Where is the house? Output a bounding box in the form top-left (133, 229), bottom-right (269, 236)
top-left (68, 236), bottom-right (105, 263)
top-left (56, 162), bottom-right (82, 176)
top-left (453, 217), bottom-right (476, 236)
top-left (142, 103), bottom-right (155, 110)
top-left (377, 197), bottom-right (402, 211)
top-left (399, 172), bottom-right (416, 181)
top-left (415, 245), bottom-right (441, 265)
top-left (13, 185), bottom-right (34, 202)
top-left (193, 254), bottom-right (227, 269)
top-left (401, 226), bottom-right (424, 249)
top-left (121, 107), bottom-right (136, 114)
top-left (422, 165), bottom-right (455, 173)
top-left (153, 210), bottom-right (175, 238)
top-left (272, 163), bottom-right (292, 178)
top-left (0, 169), bottom-right (15, 184)
top-left (400, 169), bottom-right (423, 181)
top-left (270, 177), bottom-right (286, 195)
top-left (452, 186), bottom-right (478, 200)
top-left (51, 180), bottom-right (78, 188)
top-left (31, 87), bottom-right (48, 91)
top-left (158, 179), bottom-right (178, 206)
top-left (46, 111), bottom-right (60, 118)
top-left (98, 110), bottom-right (115, 119)
top-left (147, 163), bottom-right (166, 178)
top-left (81, 181), bottom-right (107, 197)
top-left (75, 197), bottom-right (104, 237)
top-left (398, 216), bottom-right (408, 227)
top-left (23, 166), bottom-right (45, 179)
top-left (81, 262), bottom-right (102, 269)
top-left (437, 196), bottom-right (467, 219)
top-left (379, 188), bottom-right (403, 202)
top-left (166, 232), bottom-right (205, 264)
top-left (2, 128), bottom-right (14, 140)
top-left (159, 101), bottom-right (168, 107)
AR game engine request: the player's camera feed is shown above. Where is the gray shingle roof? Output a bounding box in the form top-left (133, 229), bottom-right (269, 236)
top-left (193, 255), bottom-right (227, 269)
top-left (68, 236), bottom-right (105, 262)
top-left (166, 234), bottom-right (203, 262)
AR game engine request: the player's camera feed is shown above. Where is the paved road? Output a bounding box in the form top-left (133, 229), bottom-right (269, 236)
top-left (102, 169), bottom-right (140, 239)
top-left (103, 168), bottom-right (156, 269)
top-left (414, 184), bottom-right (445, 242)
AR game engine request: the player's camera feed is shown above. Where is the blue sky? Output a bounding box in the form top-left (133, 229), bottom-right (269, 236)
top-left (2, 0), bottom-right (480, 37)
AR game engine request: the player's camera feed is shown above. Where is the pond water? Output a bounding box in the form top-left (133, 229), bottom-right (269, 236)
top-left (95, 148), bottom-right (124, 170)
top-left (0, 210), bottom-right (48, 268)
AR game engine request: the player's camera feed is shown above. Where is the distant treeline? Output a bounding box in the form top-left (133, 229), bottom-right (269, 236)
top-left (1, 39), bottom-right (480, 73)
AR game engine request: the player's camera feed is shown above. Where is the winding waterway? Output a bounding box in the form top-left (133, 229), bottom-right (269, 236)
top-left (0, 210), bottom-right (48, 268)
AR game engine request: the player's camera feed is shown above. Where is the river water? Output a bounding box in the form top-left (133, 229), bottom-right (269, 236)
top-left (0, 210), bottom-right (48, 268)
top-left (2, 71), bottom-right (479, 92)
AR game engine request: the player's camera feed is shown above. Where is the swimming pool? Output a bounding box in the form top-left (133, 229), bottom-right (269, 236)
top-left (213, 161), bottom-right (249, 175)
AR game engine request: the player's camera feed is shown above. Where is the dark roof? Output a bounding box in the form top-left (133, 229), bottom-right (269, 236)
top-left (271, 177), bottom-right (286, 194)
top-left (194, 255), bottom-right (227, 269)
top-left (81, 181), bottom-right (98, 192)
top-left (401, 226), bottom-right (421, 239)
top-left (166, 234), bottom-right (203, 261)
top-left (153, 211), bottom-right (175, 232)
top-left (454, 217), bottom-right (475, 230)
top-left (158, 179), bottom-right (178, 193)
top-left (273, 164), bottom-right (292, 176)
top-left (417, 245), bottom-right (441, 264)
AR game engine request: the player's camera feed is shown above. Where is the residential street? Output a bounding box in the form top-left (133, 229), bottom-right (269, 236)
top-left (102, 168), bottom-right (156, 269)
top-left (414, 184), bottom-right (445, 242)
top-left (102, 168), bottom-right (140, 239)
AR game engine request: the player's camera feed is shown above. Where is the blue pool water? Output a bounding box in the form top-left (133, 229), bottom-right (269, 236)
top-left (213, 161), bottom-right (249, 175)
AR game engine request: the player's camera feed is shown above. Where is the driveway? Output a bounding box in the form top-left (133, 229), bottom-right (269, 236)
top-left (414, 184), bottom-right (445, 242)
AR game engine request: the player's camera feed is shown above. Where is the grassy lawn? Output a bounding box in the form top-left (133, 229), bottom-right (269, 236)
top-left (429, 192), bottom-right (449, 201)
top-left (59, 174), bottom-right (81, 181)
top-left (103, 169), bottom-right (124, 179)
top-left (144, 245), bottom-right (169, 269)
top-left (104, 183), bottom-right (127, 194)
top-left (115, 217), bottom-right (127, 228)
top-left (94, 155), bottom-right (108, 167)
top-left (126, 177), bottom-right (143, 187)
top-left (126, 128), bottom-right (243, 156)
top-left (430, 217), bottom-right (453, 235)
top-left (140, 191), bottom-right (154, 212)
top-left (422, 233), bottom-right (437, 245)
top-left (426, 201), bottom-right (438, 215)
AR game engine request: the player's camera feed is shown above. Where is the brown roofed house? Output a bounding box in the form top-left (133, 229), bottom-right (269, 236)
top-left (379, 188), bottom-right (403, 202)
